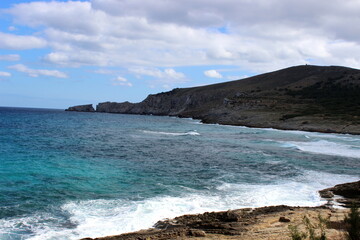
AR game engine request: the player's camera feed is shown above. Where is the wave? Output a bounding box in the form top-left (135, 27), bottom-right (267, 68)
top-left (286, 130), bottom-right (360, 141)
top-left (141, 130), bottom-right (200, 136)
top-left (1, 171), bottom-right (357, 240)
top-left (280, 140), bottom-right (360, 158)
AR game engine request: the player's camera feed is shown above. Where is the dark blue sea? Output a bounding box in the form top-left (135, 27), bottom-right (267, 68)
top-left (0, 107), bottom-right (359, 240)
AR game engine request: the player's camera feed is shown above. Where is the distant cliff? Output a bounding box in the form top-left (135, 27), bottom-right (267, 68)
top-left (65, 104), bottom-right (95, 112)
top-left (67, 65), bottom-right (360, 134)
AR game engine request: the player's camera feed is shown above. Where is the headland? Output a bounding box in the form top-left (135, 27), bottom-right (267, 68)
top-left (67, 65), bottom-right (360, 135)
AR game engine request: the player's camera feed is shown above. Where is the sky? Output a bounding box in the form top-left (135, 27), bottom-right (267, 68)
top-left (0, 0), bottom-right (360, 109)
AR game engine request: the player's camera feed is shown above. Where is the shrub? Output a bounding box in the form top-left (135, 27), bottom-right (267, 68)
top-left (289, 225), bottom-right (307, 240)
top-left (344, 205), bottom-right (360, 240)
top-left (289, 214), bottom-right (329, 240)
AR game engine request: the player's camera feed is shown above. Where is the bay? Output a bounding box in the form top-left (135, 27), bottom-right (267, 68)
top-left (0, 107), bottom-right (359, 240)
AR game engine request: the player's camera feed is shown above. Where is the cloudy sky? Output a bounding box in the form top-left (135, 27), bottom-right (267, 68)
top-left (1, 0), bottom-right (360, 108)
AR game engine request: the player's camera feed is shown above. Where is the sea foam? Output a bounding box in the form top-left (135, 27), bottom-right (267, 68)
top-left (141, 130), bottom-right (200, 136)
top-left (281, 140), bottom-right (360, 158)
top-left (2, 171), bottom-right (356, 240)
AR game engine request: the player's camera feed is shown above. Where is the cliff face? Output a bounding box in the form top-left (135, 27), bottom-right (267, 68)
top-left (65, 104), bottom-right (95, 112)
top-left (95, 88), bottom-right (222, 116)
top-left (68, 65), bottom-right (360, 134)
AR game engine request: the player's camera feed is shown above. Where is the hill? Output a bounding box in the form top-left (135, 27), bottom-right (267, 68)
top-left (67, 65), bottom-right (360, 134)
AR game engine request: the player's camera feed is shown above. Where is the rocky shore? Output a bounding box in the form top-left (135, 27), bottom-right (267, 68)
top-left (81, 181), bottom-right (359, 240)
top-left (66, 65), bottom-right (360, 135)
top-left (319, 181), bottom-right (360, 208)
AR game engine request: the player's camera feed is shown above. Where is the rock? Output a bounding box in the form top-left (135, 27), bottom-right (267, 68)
top-left (327, 181), bottom-right (360, 198)
top-left (279, 217), bottom-right (290, 222)
top-left (319, 180), bottom-right (360, 207)
top-left (96, 101), bottom-right (134, 113)
top-left (188, 229), bottom-right (206, 237)
top-left (319, 190), bottom-right (335, 198)
top-left (65, 104), bottom-right (95, 112)
top-left (320, 181), bottom-right (360, 199)
top-left (80, 205), bottom-right (349, 240)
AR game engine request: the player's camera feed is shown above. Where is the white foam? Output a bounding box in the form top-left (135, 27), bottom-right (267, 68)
top-left (3, 171), bottom-right (355, 240)
top-left (21, 195), bottom-right (222, 240)
top-left (0, 212), bottom-right (66, 240)
top-left (281, 140), bottom-right (360, 158)
top-left (216, 170), bottom-right (358, 208)
top-left (141, 130), bottom-right (200, 136)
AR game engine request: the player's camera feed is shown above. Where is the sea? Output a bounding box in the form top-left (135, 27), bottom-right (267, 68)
top-left (0, 107), bottom-right (359, 240)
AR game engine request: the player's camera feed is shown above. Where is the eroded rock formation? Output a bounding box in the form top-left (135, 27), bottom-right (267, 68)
top-left (65, 104), bottom-right (95, 112)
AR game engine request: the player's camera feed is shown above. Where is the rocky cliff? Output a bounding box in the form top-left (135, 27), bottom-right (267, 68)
top-left (65, 104), bottom-right (95, 112)
top-left (68, 65), bottom-right (360, 134)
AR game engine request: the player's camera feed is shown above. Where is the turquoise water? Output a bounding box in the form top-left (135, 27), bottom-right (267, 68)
top-left (0, 107), bottom-right (359, 240)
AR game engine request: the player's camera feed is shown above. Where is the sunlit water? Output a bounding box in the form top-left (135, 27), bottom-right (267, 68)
top-left (0, 107), bottom-right (359, 240)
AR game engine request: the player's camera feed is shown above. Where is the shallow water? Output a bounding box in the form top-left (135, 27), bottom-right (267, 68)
top-left (0, 107), bottom-right (359, 240)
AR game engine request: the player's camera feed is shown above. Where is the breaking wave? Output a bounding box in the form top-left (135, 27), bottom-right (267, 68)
top-left (141, 130), bottom-right (200, 136)
top-left (1, 171), bottom-right (357, 240)
top-left (280, 140), bottom-right (360, 158)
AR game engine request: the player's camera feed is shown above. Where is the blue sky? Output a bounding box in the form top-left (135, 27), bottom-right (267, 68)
top-left (0, 0), bottom-right (359, 109)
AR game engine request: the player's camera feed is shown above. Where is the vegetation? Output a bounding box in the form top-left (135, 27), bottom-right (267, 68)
top-left (289, 214), bottom-right (329, 240)
top-left (289, 207), bottom-right (360, 240)
top-left (286, 78), bottom-right (360, 116)
top-left (344, 206), bottom-right (360, 240)
top-left (289, 225), bottom-right (307, 240)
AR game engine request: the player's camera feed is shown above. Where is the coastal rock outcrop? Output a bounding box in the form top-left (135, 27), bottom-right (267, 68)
top-left (65, 104), bottom-right (95, 112)
top-left (319, 180), bottom-right (360, 207)
top-left (81, 205), bottom-right (349, 240)
top-left (96, 101), bottom-right (134, 113)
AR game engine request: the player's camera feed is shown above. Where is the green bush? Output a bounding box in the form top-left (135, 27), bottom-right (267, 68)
top-left (289, 225), bottom-right (307, 240)
top-left (303, 215), bottom-right (328, 240)
top-left (289, 214), bottom-right (329, 240)
top-left (344, 206), bottom-right (360, 240)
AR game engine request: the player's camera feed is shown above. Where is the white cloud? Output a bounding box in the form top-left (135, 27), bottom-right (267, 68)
top-left (130, 67), bottom-right (185, 79)
top-left (0, 54), bottom-right (20, 61)
top-left (4, 0), bottom-right (360, 72)
top-left (0, 71), bottom-right (11, 77)
top-left (163, 68), bottom-right (185, 79)
top-left (95, 69), bottom-right (116, 75)
top-left (130, 67), bottom-right (163, 78)
top-left (0, 32), bottom-right (46, 50)
top-left (204, 70), bottom-right (223, 78)
top-left (129, 67), bottom-right (187, 88)
top-left (8, 64), bottom-right (68, 78)
top-left (112, 76), bottom-right (132, 87)
top-left (115, 76), bottom-right (127, 82)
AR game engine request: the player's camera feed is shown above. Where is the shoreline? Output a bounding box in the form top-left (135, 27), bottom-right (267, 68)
top-left (194, 117), bottom-right (360, 135)
top-left (81, 206), bottom-right (349, 240)
top-left (67, 110), bottom-right (360, 136)
top-left (81, 181), bottom-right (359, 240)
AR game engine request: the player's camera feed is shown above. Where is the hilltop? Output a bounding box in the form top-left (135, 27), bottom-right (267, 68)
top-left (67, 65), bottom-right (360, 134)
